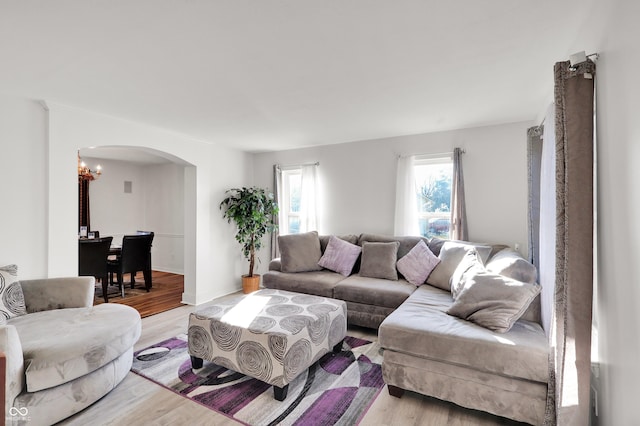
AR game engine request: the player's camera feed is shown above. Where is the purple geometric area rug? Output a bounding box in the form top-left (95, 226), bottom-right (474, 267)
top-left (131, 334), bottom-right (385, 426)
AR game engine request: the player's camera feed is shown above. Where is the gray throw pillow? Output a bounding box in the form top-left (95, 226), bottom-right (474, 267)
top-left (396, 240), bottom-right (440, 286)
top-left (359, 241), bottom-right (400, 281)
top-left (0, 264), bottom-right (27, 320)
top-left (278, 231), bottom-right (323, 273)
top-left (426, 241), bottom-right (492, 291)
top-left (318, 235), bottom-right (361, 276)
top-left (486, 248), bottom-right (537, 284)
top-left (449, 250), bottom-right (483, 299)
top-left (447, 252), bottom-right (541, 333)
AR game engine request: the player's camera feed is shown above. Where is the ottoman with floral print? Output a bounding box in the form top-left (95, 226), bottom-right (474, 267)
top-left (187, 289), bottom-right (348, 400)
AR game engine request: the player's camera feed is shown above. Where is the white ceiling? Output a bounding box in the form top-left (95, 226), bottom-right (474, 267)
top-left (1, 1), bottom-right (595, 154)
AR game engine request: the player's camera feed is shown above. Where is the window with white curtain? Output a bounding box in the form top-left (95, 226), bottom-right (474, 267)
top-left (276, 163), bottom-right (318, 235)
top-left (394, 155), bottom-right (453, 238)
top-left (281, 168), bottom-right (302, 234)
top-left (414, 156), bottom-right (453, 238)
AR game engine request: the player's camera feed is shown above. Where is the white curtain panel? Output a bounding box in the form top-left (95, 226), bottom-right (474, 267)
top-left (539, 103), bottom-right (556, 336)
top-left (299, 164), bottom-right (318, 233)
top-left (271, 165), bottom-right (283, 259)
top-left (393, 155), bottom-right (419, 236)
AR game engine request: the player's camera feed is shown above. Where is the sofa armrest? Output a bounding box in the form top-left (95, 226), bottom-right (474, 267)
top-left (20, 277), bottom-right (95, 313)
top-left (0, 325), bottom-right (24, 416)
top-left (268, 258), bottom-right (282, 272)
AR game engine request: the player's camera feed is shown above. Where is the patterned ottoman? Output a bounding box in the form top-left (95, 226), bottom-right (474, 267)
top-left (187, 289), bottom-right (347, 400)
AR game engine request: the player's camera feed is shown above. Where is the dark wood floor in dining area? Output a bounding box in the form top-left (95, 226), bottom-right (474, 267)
top-left (93, 270), bottom-right (185, 318)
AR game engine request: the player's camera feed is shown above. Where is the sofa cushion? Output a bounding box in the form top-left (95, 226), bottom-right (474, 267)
top-left (486, 248), bottom-right (537, 284)
top-left (427, 237), bottom-right (447, 256)
top-left (0, 264), bottom-right (27, 320)
top-left (263, 270), bottom-right (345, 298)
top-left (426, 241), bottom-right (492, 291)
top-left (447, 251), bottom-right (541, 333)
top-left (449, 249), bottom-right (483, 299)
top-left (8, 303), bottom-right (141, 392)
top-left (359, 241), bottom-right (400, 281)
top-left (429, 238), bottom-right (508, 260)
top-left (278, 231), bottom-right (323, 273)
top-left (452, 248), bottom-right (540, 324)
top-left (379, 285), bottom-right (549, 383)
top-left (396, 240), bottom-right (440, 286)
top-left (358, 234), bottom-right (429, 259)
top-left (333, 274), bottom-right (415, 309)
top-left (268, 258), bottom-right (282, 271)
top-left (318, 235), bottom-right (362, 276)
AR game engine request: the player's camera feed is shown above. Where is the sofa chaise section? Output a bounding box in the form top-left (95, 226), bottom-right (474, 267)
top-left (379, 277), bottom-right (548, 425)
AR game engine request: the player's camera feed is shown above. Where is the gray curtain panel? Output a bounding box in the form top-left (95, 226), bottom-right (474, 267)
top-left (527, 126), bottom-right (543, 275)
top-left (544, 59), bottom-right (596, 426)
top-left (451, 147), bottom-right (468, 241)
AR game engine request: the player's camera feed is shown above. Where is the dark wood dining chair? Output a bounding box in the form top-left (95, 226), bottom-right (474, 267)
top-left (79, 236), bottom-right (113, 302)
top-left (107, 234), bottom-right (154, 298)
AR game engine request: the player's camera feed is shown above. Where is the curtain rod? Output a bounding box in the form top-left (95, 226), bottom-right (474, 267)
top-left (397, 149), bottom-right (465, 159)
top-left (275, 161), bottom-right (319, 170)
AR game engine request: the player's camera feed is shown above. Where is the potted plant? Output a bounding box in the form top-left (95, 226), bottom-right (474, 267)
top-left (220, 186), bottom-right (279, 293)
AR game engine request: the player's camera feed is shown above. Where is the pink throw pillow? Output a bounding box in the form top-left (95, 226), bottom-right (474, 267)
top-left (396, 240), bottom-right (440, 286)
top-left (318, 235), bottom-right (362, 276)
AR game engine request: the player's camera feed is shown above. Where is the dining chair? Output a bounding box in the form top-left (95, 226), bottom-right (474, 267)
top-left (107, 233), bottom-right (154, 298)
top-left (134, 231), bottom-right (154, 287)
top-left (78, 236), bottom-right (113, 302)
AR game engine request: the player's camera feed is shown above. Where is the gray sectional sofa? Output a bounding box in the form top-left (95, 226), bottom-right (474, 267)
top-left (263, 232), bottom-right (549, 425)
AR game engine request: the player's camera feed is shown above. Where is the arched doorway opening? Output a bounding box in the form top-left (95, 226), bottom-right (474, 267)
top-left (77, 145), bottom-right (195, 305)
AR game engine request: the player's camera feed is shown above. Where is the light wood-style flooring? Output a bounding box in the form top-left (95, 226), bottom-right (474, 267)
top-left (61, 293), bottom-right (524, 426)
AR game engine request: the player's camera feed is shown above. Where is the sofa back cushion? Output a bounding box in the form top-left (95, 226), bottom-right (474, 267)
top-left (486, 248), bottom-right (541, 324)
top-left (486, 248), bottom-right (537, 283)
top-left (358, 234), bottom-right (429, 260)
top-left (426, 241), bottom-right (493, 291)
top-left (278, 231), bottom-right (323, 273)
top-left (447, 250), bottom-right (541, 333)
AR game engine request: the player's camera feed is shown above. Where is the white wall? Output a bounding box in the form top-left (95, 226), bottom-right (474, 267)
top-left (47, 103), bottom-right (252, 304)
top-left (84, 158), bottom-right (185, 274)
top-left (143, 162), bottom-right (185, 273)
top-left (84, 157), bottom-right (147, 241)
top-left (253, 121), bottom-right (532, 275)
top-left (0, 96), bottom-right (48, 278)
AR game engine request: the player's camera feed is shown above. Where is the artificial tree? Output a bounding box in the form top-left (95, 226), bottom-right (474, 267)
top-left (220, 186), bottom-right (278, 292)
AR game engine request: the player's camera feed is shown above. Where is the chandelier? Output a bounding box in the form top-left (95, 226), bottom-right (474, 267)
top-left (78, 151), bottom-right (102, 181)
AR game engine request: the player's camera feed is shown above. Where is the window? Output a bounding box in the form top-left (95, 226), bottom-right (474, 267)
top-left (281, 169), bottom-right (302, 234)
top-left (414, 157), bottom-right (453, 239)
top-left (276, 162), bottom-right (318, 235)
